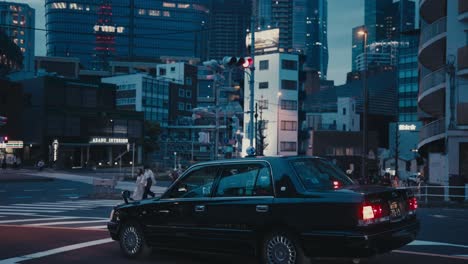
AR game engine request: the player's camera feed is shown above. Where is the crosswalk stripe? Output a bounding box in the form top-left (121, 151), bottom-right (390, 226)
top-left (11, 204), bottom-right (92, 209)
top-left (26, 219), bottom-right (109, 226)
top-left (0, 217), bottom-right (77, 224)
top-left (0, 212), bottom-right (38, 216)
top-left (0, 209), bottom-right (64, 213)
top-left (0, 206), bottom-right (76, 211)
top-left (35, 202), bottom-right (117, 206)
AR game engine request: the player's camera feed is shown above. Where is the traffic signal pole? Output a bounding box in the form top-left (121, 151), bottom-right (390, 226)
top-left (248, 0), bottom-right (256, 155)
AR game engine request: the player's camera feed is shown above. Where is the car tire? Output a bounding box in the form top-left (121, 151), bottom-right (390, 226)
top-left (119, 222), bottom-right (152, 259)
top-left (261, 232), bottom-right (308, 264)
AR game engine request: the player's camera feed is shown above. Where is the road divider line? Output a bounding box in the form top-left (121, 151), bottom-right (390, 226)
top-left (58, 188), bottom-right (76, 191)
top-left (25, 219), bottom-right (109, 226)
top-left (0, 212), bottom-right (37, 216)
top-left (0, 238), bottom-right (113, 264)
top-left (23, 189), bottom-right (43, 192)
top-left (393, 250), bottom-right (468, 261)
top-left (0, 216), bottom-right (77, 224)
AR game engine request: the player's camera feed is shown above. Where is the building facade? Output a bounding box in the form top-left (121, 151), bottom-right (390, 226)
top-left (45, 0), bottom-right (210, 70)
top-left (207, 0), bottom-right (251, 60)
top-left (20, 76), bottom-right (144, 168)
top-left (0, 2), bottom-right (35, 75)
top-left (256, 0), bottom-right (328, 78)
top-left (243, 53), bottom-right (299, 156)
top-left (417, 0), bottom-right (468, 185)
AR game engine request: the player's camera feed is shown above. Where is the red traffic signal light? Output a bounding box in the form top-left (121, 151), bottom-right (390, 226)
top-left (2, 136), bottom-right (7, 143)
top-left (242, 57), bottom-right (253, 68)
top-left (222, 56), bottom-right (253, 69)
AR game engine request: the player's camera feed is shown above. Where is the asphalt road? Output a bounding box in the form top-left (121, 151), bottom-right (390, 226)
top-left (0, 169), bottom-right (467, 263)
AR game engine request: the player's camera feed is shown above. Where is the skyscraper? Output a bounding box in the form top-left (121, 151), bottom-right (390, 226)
top-left (207, 0), bottom-right (251, 60)
top-left (0, 2), bottom-right (35, 74)
top-left (46, 0), bottom-right (210, 70)
top-left (257, 0), bottom-right (328, 79)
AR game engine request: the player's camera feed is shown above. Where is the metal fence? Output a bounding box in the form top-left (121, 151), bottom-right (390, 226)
top-left (400, 184), bottom-right (468, 204)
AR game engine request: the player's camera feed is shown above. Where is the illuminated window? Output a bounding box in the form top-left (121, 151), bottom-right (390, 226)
top-left (163, 2), bottom-right (176, 8)
top-left (148, 10), bottom-right (160, 16)
top-left (10, 5), bottom-right (18, 11)
top-left (13, 39), bottom-right (18, 44)
top-left (52, 2), bottom-right (67, 9)
top-left (20, 39), bottom-right (24, 45)
top-left (69, 3), bottom-right (83, 10)
top-left (163, 11), bottom-right (170, 17)
top-left (138, 9), bottom-right (146, 15)
top-left (20, 47), bottom-right (26, 53)
top-left (178, 3), bottom-right (190, 8)
top-left (20, 31), bottom-right (24, 35)
top-left (86, 5), bottom-right (90, 11)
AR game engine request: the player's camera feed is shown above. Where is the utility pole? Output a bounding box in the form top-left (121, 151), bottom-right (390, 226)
top-left (255, 103), bottom-right (258, 152)
top-left (247, 0), bottom-right (257, 155)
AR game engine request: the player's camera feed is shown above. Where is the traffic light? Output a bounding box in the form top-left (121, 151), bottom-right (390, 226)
top-left (2, 136), bottom-right (8, 144)
top-left (222, 56), bottom-right (253, 69)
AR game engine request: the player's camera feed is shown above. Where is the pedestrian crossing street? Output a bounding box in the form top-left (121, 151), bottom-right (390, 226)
top-left (0, 199), bottom-right (121, 230)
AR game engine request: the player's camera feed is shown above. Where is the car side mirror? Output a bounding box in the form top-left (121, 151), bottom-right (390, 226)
top-left (122, 190), bottom-right (131, 204)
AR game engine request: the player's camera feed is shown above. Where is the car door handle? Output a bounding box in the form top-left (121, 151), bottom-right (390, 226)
top-left (194, 205), bottom-right (205, 212)
top-left (256, 205), bottom-right (269, 213)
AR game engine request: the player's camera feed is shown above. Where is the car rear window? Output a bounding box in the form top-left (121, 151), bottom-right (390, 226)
top-left (290, 158), bottom-right (354, 190)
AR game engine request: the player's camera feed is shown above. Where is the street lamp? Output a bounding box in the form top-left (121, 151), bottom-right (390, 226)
top-left (173, 152), bottom-right (177, 170)
top-left (277, 92), bottom-right (282, 155)
top-left (357, 29), bottom-right (369, 182)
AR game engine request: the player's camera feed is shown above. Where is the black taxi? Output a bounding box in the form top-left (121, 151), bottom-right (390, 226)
top-left (108, 156), bottom-right (419, 263)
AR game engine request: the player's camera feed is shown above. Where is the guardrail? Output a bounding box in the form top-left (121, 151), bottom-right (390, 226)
top-left (419, 67), bottom-right (446, 94)
top-left (401, 184), bottom-right (468, 203)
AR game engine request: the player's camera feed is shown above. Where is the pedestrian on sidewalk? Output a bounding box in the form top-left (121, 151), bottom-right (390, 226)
top-left (131, 168), bottom-right (145, 200)
top-left (142, 165), bottom-right (156, 199)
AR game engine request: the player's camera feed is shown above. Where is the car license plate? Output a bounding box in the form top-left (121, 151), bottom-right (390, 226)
top-left (390, 201), bottom-right (402, 218)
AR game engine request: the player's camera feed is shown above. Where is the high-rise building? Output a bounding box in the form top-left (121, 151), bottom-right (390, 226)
top-left (0, 2), bottom-right (35, 74)
top-left (257, 0), bottom-right (328, 79)
top-left (46, 0), bottom-right (210, 70)
top-left (207, 0), bottom-right (251, 60)
top-left (417, 0), bottom-right (468, 185)
top-left (353, 0), bottom-right (416, 71)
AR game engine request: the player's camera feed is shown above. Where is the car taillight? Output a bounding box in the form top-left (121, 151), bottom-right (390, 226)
top-left (333, 181), bottom-right (341, 189)
top-left (358, 203), bottom-right (389, 226)
top-left (408, 197), bottom-right (418, 214)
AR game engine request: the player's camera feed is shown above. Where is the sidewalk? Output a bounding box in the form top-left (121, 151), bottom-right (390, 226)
top-left (0, 169), bottom-right (54, 182)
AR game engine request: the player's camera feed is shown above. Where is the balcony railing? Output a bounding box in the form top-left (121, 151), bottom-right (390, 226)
top-left (458, 45), bottom-right (468, 71)
top-left (419, 67), bottom-right (446, 95)
top-left (459, 0), bottom-right (468, 14)
top-left (420, 17), bottom-right (447, 48)
top-left (420, 118), bottom-right (446, 143)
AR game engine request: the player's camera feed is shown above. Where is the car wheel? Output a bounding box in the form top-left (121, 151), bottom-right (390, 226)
top-left (119, 222), bottom-right (151, 258)
top-left (262, 232), bottom-right (307, 264)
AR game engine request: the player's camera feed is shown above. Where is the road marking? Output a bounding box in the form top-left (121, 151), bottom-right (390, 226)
top-left (409, 240), bottom-right (468, 248)
top-left (0, 212), bottom-right (37, 216)
top-left (393, 250), bottom-right (468, 261)
top-left (12, 196), bottom-right (32, 199)
top-left (58, 188), bottom-right (76, 191)
top-left (25, 219), bottom-right (109, 226)
top-left (23, 189), bottom-right (43, 192)
top-left (430, 214), bottom-right (448, 218)
top-left (11, 204), bottom-right (91, 209)
top-left (0, 216), bottom-right (77, 224)
top-left (0, 206), bottom-right (75, 211)
top-left (0, 208), bottom-right (63, 213)
top-left (80, 225), bottom-right (108, 230)
top-left (0, 238), bottom-right (113, 264)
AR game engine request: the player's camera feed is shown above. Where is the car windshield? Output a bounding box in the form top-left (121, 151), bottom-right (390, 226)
top-left (290, 158), bottom-right (355, 190)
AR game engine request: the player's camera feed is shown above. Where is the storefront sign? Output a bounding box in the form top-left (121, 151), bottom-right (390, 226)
top-left (0, 140), bottom-right (23, 149)
top-left (90, 137), bottom-right (129, 144)
top-left (398, 124), bottom-right (417, 131)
